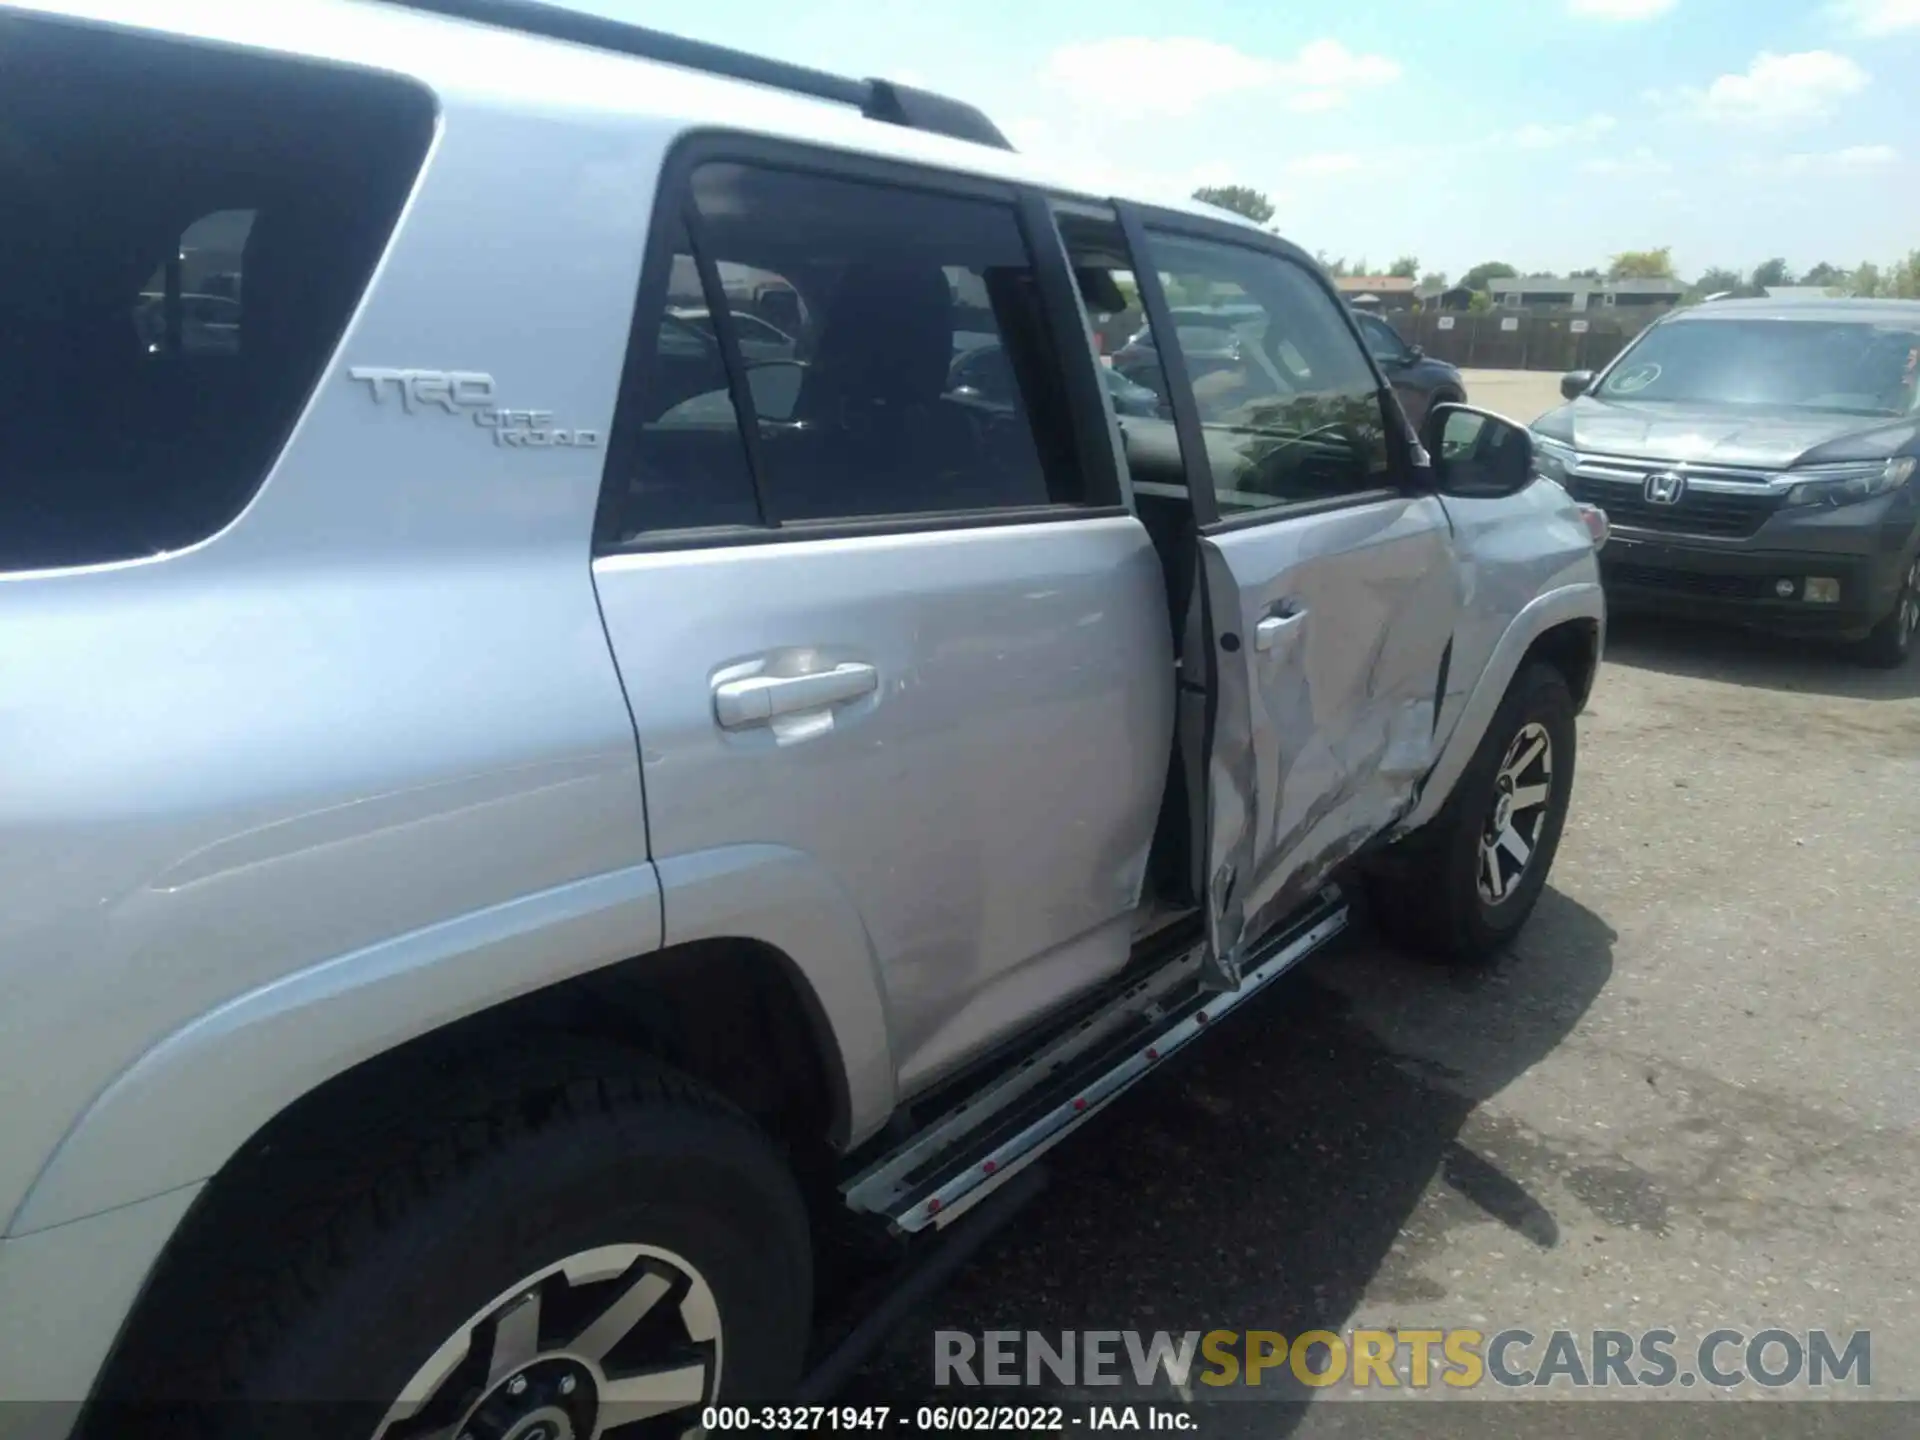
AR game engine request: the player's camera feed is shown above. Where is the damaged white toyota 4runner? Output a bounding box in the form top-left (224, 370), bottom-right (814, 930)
top-left (0, 1), bottom-right (1603, 1432)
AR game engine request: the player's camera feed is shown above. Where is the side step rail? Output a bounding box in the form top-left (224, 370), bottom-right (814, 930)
top-left (843, 887), bottom-right (1347, 1234)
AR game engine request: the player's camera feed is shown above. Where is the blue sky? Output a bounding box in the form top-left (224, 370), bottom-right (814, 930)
top-left (581, 0), bottom-right (1920, 283)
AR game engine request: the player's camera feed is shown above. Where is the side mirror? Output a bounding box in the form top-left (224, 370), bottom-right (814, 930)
top-left (1421, 403), bottom-right (1535, 499)
top-left (1560, 370), bottom-right (1594, 400)
top-left (1407, 344), bottom-right (1425, 363)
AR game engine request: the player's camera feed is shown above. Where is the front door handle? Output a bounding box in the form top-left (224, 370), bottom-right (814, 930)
top-left (1255, 608), bottom-right (1307, 652)
top-left (713, 663), bottom-right (878, 729)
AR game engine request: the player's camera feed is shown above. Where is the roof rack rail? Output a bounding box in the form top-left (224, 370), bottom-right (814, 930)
top-left (381, 0), bottom-right (1014, 151)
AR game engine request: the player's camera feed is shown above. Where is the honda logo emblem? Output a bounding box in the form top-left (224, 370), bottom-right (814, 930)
top-left (1644, 471), bottom-right (1687, 505)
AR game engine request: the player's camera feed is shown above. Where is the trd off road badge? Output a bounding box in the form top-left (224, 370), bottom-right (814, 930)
top-left (347, 367), bottom-right (602, 449)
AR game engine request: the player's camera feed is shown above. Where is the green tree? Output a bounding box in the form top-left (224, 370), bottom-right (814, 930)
top-left (1608, 247), bottom-right (1675, 280)
top-left (1852, 261), bottom-right (1883, 298)
top-left (1191, 184), bottom-right (1274, 225)
top-left (1693, 266), bottom-right (1744, 297)
top-left (1163, 275), bottom-right (1215, 307)
top-left (1468, 290), bottom-right (1495, 313)
top-left (1388, 255), bottom-right (1420, 278)
top-left (1891, 251), bottom-right (1920, 299)
top-left (1569, 267), bottom-right (1603, 280)
top-left (1749, 257), bottom-right (1794, 290)
top-left (1800, 261), bottom-right (1846, 289)
top-left (1461, 261), bottom-right (1518, 292)
top-left (1418, 271), bottom-right (1448, 290)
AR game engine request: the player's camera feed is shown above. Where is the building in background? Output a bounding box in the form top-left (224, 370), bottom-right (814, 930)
top-left (1333, 275), bottom-right (1419, 312)
top-left (1487, 275), bottom-right (1687, 313)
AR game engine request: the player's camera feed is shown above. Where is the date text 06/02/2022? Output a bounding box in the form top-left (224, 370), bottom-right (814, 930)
top-left (699, 1405), bottom-right (1194, 1431)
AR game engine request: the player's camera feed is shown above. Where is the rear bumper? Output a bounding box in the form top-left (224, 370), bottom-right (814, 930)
top-left (1599, 533), bottom-right (1899, 638)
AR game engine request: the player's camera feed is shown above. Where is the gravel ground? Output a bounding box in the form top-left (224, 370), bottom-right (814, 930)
top-left (842, 430), bottom-right (1920, 1434)
top-left (1460, 368), bottom-right (1571, 424)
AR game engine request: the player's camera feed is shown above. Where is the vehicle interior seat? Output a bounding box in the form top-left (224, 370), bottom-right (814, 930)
top-left (777, 260), bottom-right (1017, 520)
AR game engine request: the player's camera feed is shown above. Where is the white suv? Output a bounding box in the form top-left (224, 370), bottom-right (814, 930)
top-left (0, 1), bottom-right (1604, 1432)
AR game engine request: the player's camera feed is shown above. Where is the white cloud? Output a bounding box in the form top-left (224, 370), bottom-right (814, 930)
top-left (1002, 114), bottom-right (1260, 208)
top-left (1284, 152), bottom-right (1365, 176)
top-left (1510, 114), bottom-right (1619, 149)
top-left (1581, 148), bottom-right (1674, 176)
top-left (1674, 50), bottom-right (1869, 126)
top-left (1567, 0), bottom-right (1676, 18)
top-left (1828, 0), bottom-right (1920, 34)
top-left (1280, 39), bottom-right (1404, 111)
top-left (1773, 143), bottom-right (1900, 174)
top-left (1039, 36), bottom-right (1400, 118)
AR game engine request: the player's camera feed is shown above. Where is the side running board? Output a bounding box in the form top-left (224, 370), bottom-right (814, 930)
top-left (842, 887), bottom-right (1347, 1234)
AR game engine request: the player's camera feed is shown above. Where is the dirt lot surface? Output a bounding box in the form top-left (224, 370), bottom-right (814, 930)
top-left (849, 413), bottom-right (1920, 1433)
top-left (1461, 368), bottom-right (1572, 423)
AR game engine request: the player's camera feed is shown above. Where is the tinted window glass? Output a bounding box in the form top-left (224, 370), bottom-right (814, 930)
top-left (1599, 318), bottom-right (1920, 416)
top-left (134, 209), bottom-right (254, 357)
top-left (0, 15), bottom-right (433, 572)
top-left (1356, 312), bottom-right (1408, 362)
top-left (1144, 232), bottom-right (1391, 513)
top-left (613, 243), bottom-right (764, 533)
top-left (685, 161), bottom-right (1080, 524)
top-left (1053, 211), bottom-right (1185, 494)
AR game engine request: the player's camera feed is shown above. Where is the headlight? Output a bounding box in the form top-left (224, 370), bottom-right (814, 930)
top-left (1530, 435), bottom-right (1577, 487)
top-left (1783, 456), bottom-right (1916, 507)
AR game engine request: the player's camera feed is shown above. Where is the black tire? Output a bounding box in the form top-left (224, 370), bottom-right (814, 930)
top-left (1855, 552), bottom-right (1919, 669)
top-left (98, 1046), bottom-right (810, 1439)
top-left (1366, 662), bottom-right (1577, 963)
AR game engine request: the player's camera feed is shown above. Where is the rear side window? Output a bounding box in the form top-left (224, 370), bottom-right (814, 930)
top-left (603, 158), bottom-right (1089, 540)
top-left (0, 15), bottom-right (434, 572)
top-left (134, 210), bottom-right (255, 358)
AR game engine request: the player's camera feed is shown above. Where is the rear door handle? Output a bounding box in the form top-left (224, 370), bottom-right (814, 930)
top-left (713, 663), bottom-right (878, 729)
top-left (1255, 608), bottom-right (1307, 652)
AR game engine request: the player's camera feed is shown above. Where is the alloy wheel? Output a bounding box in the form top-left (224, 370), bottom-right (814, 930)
top-left (1477, 721), bottom-right (1554, 906)
top-left (373, 1244), bottom-right (721, 1440)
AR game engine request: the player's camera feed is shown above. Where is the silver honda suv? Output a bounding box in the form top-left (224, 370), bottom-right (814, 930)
top-left (0, 1), bottom-right (1604, 1433)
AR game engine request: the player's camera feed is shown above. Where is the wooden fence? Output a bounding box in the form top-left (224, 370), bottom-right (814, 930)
top-left (1386, 310), bottom-right (1659, 372)
top-left (1087, 305), bottom-right (1665, 375)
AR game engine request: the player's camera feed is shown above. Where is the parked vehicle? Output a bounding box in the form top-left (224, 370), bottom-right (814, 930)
top-left (1536, 297), bottom-right (1920, 666)
top-left (1110, 303), bottom-right (1263, 395)
top-left (0, 1), bottom-right (1606, 1431)
top-left (132, 289), bottom-right (243, 355)
top-left (949, 339), bottom-right (1163, 416)
top-left (666, 305), bottom-right (799, 364)
top-left (1351, 309), bottom-right (1468, 430)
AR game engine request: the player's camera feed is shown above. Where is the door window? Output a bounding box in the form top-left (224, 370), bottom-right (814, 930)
top-left (1143, 231), bottom-right (1392, 515)
top-left (615, 232), bottom-right (765, 532)
top-left (1355, 311), bottom-right (1411, 366)
top-left (1052, 210), bottom-right (1185, 496)
top-left (603, 160), bottom-right (1092, 540)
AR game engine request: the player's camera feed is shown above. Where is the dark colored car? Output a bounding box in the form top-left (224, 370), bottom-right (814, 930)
top-left (1351, 310), bottom-right (1467, 430)
top-left (1533, 298), bottom-right (1920, 666)
top-left (1108, 304), bottom-right (1271, 393)
top-left (665, 306), bottom-right (797, 364)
